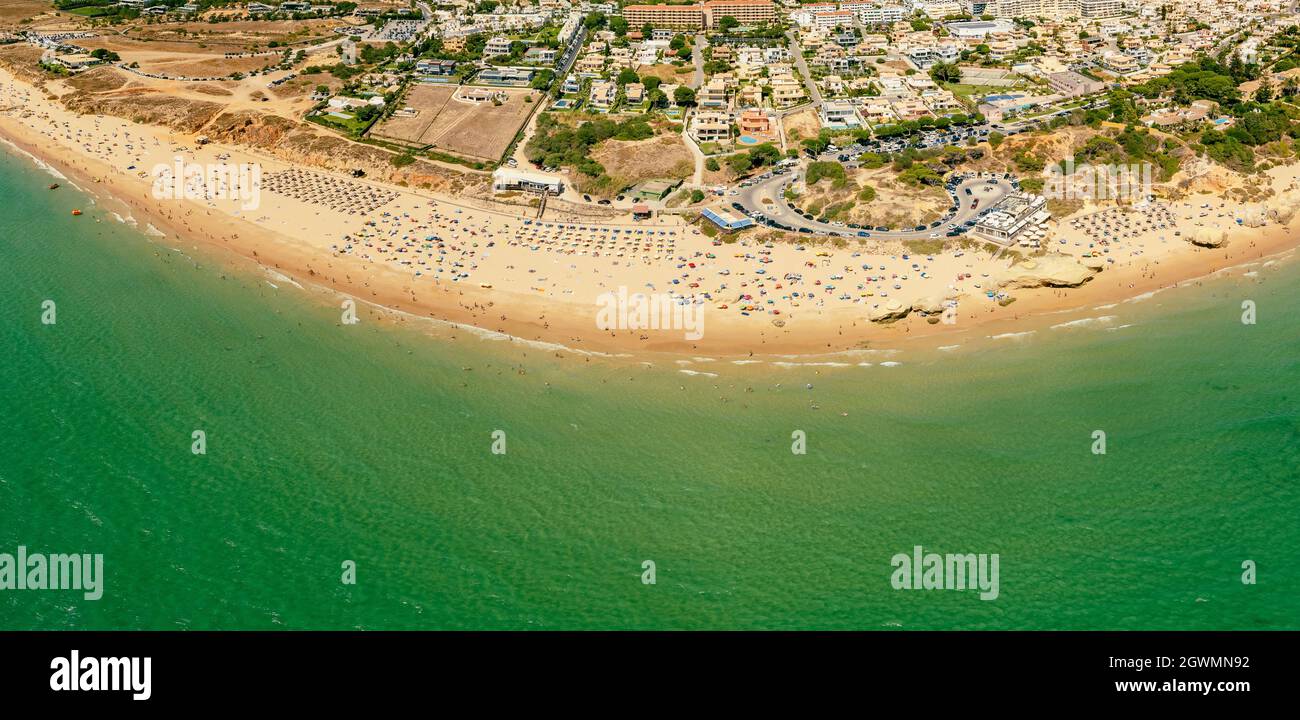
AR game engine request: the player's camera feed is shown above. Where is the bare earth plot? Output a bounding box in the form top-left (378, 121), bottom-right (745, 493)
top-left (426, 88), bottom-right (537, 162)
top-left (371, 84), bottom-right (457, 145)
top-left (376, 86), bottom-right (537, 162)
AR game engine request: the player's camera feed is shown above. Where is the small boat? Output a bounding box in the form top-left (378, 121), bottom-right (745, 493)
top-left (48, 183), bottom-right (59, 190)
top-left (70, 209), bottom-right (82, 216)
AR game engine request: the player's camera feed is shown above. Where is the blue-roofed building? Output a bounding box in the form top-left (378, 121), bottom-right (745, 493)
top-left (701, 207), bottom-right (754, 232)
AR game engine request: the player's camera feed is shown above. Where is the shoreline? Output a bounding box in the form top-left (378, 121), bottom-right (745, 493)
top-left (3, 66), bottom-right (1299, 361)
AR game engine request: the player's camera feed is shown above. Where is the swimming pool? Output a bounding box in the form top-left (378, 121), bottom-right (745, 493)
top-left (738, 135), bottom-right (759, 145)
top-left (983, 94), bottom-right (1023, 102)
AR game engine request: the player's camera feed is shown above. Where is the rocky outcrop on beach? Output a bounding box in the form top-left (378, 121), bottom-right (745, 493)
top-left (997, 253), bottom-right (1100, 289)
top-left (868, 296), bottom-right (955, 323)
top-left (1080, 255), bottom-right (1107, 271)
top-left (911, 296), bottom-right (944, 315)
top-left (1188, 228), bottom-right (1227, 248)
top-left (869, 300), bottom-right (911, 323)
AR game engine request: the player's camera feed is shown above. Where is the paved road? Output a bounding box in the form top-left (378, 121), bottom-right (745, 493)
top-left (733, 167), bottom-right (1015, 241)
top-left (682, 110), bottom-right (706, 186)
top-left (785, 30), bottom-right (821, 106)
top-left (691, 33), bottom-right (706, 89)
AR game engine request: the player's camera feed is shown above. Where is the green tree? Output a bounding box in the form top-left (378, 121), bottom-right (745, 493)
top-left (928, 61), bottom-right (962, 84)
top-left (674, 85), bottom-right (697, 106)
top-left (727, 153), bottom-right (753, 174)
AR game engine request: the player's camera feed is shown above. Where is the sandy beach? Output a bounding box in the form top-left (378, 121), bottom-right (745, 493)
top-left (3, 64), bottom-right (1299, 360)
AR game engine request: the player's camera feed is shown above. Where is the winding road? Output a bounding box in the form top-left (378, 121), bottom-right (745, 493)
top-left (733, 167), bottom-right (1016, 241)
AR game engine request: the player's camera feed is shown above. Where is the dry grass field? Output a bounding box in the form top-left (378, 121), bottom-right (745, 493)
top-left (636, 63), bottom-right (693, 83)
top-left (0, 1), bottom-right (52, 26)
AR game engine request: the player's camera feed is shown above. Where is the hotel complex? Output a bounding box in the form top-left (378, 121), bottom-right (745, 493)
top-left (623, 1), bottom-right (777, 30)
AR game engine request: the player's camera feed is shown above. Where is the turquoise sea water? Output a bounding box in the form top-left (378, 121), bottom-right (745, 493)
top-left (1, 147), bottom-right (1297, 630)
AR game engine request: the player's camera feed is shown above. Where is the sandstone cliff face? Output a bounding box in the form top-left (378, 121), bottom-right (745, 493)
top-left (23, 59), bottom-right (491, 197)
top-left (205, 110), bottom-right (297, 147)
top-left (201, 110), bottom-right (490, 195)
top-left (62, 88), bottom-right (223, 133)
top-left (0, 45), bottom-right (50, 85)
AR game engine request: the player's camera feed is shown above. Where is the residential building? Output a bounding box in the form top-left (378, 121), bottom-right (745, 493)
top-left (484, 36), bottom-right (514, 58)
top-left (1079, 0), bottom-right (1122, 18)
top-left (858, 5), bottom-right (907, 24)
top-left (770, 76), bottom-right (805, 106)
top-left (699, 78), bottom-right (730, 109)
top-left (1047, 70), bottom-right (1104, 98)
top-left (523, 47), bottom-right (558, 64)
top-left (819, 100), bottom-right (862, 129)
top-left (737, 109), bottom-right (771, 134)
top-left (590, 80), bottom-right (617, 109)
top-left (692, 110), bottom-right (733, 142)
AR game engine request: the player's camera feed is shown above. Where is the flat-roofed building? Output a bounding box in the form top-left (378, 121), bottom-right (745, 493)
top-left (590, 80), bottom-right (617, 109)
top-left (484, 36), bottom-right (514, 57)
top-left (692, 110), bottom-right (732, 142)
top-left (493, 168), bottom-right (564, 194)
top-left (819, 100), bottom-right (862, 129)
top-left (944, 19), bottom-right (1015, 39)
top-left (624, 4), bottom-right (707, 29)
top-left (972, 192), bottom-right (1049, 244)
top-left (858, 5), bottom-right (906, 24)
top-left (415, 59), bottom-right (457, 76)
top-left (770, 76), bottom-right (804, 107)
top-left (1048, 70), bottom-right (1104, 98)
top-left (812, 9), bottom-right (855, 29)
top-left (703, 0), bottom-right (776, 27)
top-left (737, 108), bottom-right (771, 134)
top-left (698, 78), bottom-right (730, 109)
top-left (51, 53), bottom-right (101, 71)
top-left (478, 66), bottom-right (535, 84)
top-left (1079, 0), bottom-right (1121, 18)
top-left (625, 1), bottom-right (774, 29)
